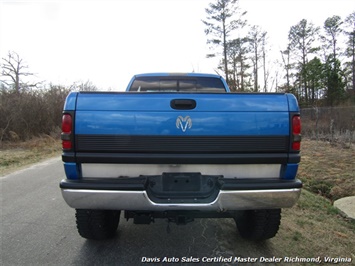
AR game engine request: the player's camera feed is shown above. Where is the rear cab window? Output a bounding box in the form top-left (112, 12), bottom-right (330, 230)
top-left (129, 76), bottom-right (227, 93)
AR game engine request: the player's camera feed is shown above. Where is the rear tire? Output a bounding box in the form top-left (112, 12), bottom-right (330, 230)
top-left (75, 209), bottom-right (120, 240)
top-left (234, 209), bottom-right (281, 241)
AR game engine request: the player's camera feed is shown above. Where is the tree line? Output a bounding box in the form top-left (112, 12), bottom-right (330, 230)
top-left (0, 51), bottom-right (97, 142)
top-left (203, 0), bottom-right (355, 106)
top-left (1, 1), bottom-right (354, 141)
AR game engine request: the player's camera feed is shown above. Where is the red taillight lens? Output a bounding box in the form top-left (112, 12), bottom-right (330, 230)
top-left (292, 115), bottom-right (301, 150)
top-left (62, 114), bottom-right (72, 150)
top-left (62, 140), bottom-right (72, 149)
top-left (292, 141), bottom-right (301, 151)
top-left (292, 116), bottom-right (301, 135)
top-left (62, 114), bottom-right (72, 134)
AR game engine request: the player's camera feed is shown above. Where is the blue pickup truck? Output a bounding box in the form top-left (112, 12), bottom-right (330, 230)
top-left (60, 73), bottom-right (302, 241)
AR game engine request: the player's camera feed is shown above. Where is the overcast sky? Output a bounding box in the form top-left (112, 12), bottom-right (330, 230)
top-left (0, 0), bottom-right (354, 91)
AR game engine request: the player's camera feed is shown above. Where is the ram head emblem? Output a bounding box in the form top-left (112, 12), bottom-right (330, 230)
top-left (176, 116), bottom-right (192, 132)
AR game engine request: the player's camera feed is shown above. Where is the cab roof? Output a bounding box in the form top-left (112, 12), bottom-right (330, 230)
top-left (133, 73), bottom-right (223, 79)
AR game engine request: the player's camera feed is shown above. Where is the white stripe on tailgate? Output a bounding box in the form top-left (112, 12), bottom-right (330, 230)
top-left (81, 164), bottom-right (281, 179)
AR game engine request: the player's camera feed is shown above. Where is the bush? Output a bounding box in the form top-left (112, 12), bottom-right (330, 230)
top-left (301, 106), bottom-right (355, 145)
top-left (0, 85), bottom-right (70, 142)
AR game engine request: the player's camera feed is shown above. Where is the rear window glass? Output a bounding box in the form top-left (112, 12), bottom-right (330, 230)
top-left (129, 77), bottom-right (226, 92)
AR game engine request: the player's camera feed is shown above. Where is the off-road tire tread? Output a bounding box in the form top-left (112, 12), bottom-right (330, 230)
top-left (235, 209), bottom-right (281, 241)
top-left (75, 209), bottom-right (120, 240)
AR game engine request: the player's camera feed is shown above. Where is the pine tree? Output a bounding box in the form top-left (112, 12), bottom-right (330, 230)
top-left (202, 0), bottom-right (246, 85)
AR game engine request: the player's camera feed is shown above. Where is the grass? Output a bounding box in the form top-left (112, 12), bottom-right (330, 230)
top-left (0, 135), bottom-right (61, 176)
top-left (298, 139), bottom-right (355, 201)
top-left (274, 190), bottom-right (355, 262)
top-left (271, 139), bottom-right (355, 264)
top-left (1, 138), bottom-right (354, 263)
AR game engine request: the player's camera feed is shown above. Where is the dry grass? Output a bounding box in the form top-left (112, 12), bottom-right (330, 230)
top-left (274, 190), bottom-right (355, 263)
top-left (0, 135), bottom-right (61, 176)
top-left (298, 139), bottom-right (355, 201)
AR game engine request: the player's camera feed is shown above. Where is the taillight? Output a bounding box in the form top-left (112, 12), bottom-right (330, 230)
top-left (62, 114), bottom-right (72, 133)
top-left (62, 114), bottom-right (72, 150)
top-left (292, 115), bottom-right (301, 151)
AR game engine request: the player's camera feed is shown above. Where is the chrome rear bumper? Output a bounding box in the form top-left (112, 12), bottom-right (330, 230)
top-left (60, 188), bottom-right (301, 211)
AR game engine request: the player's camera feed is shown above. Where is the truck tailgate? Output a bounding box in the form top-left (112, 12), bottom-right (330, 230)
top-left (75, 92), bottom-right (290, 137)
top-left (61, 92), bottom-right (301, 173)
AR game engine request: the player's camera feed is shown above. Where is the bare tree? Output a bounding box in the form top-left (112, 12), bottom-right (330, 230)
top-left (71, 80), bottom-right (98, 91)
top-left (1, 51), bottom-right (40, 93)
top-left (248, 25), bottom-right (267, 92)
top-left (261, 32), bottom-right (269, 92)
top-left (280, 46), bottom-right (292, 93)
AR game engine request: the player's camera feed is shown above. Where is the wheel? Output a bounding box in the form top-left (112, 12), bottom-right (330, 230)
top-left (75, 209), bottom-right (120, 240)
top-left (234, 209), bottom-right (281, 241)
